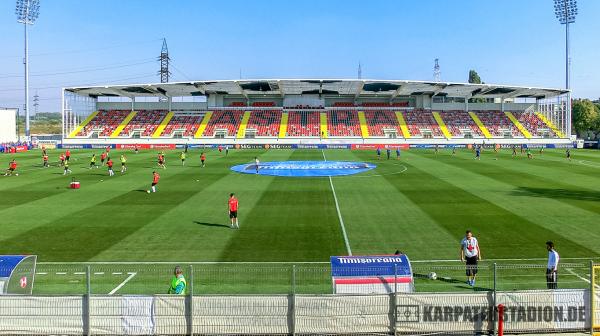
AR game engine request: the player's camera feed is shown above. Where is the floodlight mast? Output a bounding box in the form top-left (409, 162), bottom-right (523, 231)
top-left (554, 0), bottom-right (577, 137)
top-left (554, 0), bottom-right (577, 90)
top-left (16, 0), bottom-right (40, 140)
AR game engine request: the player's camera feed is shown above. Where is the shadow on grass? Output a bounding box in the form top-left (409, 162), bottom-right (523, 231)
top-left (512, 187), bottom-right (600, 201)
top-left (193, 221), bottom-right (230, 229)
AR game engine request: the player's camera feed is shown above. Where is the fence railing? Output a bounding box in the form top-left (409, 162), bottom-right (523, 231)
top-left (13, 259), bottom-right (596, 295)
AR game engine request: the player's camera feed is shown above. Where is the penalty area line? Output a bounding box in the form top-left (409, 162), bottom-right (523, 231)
top-left (322, 150), bottom-right (352, 256)
top-left (108, 272), bottom-right (137, 295)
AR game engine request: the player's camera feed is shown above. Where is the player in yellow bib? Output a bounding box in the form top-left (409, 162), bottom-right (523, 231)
top-left (120, 154), bottom-right (127, 173)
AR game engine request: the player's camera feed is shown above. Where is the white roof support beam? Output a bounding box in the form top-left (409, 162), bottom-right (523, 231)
top-left (278, 80), bottom-right (285, 99)
top-left (234, 81), bottom-right (249, 100)
top-left (354, 81), bottom-right (364, 100)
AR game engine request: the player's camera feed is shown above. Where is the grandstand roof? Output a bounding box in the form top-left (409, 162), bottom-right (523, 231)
top-left (65, 79), bottom-right (568, 100)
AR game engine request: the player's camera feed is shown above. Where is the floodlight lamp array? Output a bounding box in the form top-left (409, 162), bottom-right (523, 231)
top-left (554, 0), bottom-right (577, 24)
top-left (15, 0), bottom-right (40, 24)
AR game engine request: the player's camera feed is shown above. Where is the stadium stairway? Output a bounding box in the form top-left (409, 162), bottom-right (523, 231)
top-left (357, 111), bottom-right (370, 138)
top-left (152, 111), bottom-right (174, 138)
top-left (535, 112), bottom-right (566, 138)
top-left (278, 112), bottom-right (288, 138)
top-left (236, 111), bottom-right (252, 139)
top-left (431, 111), bottom-right (452, 139)
top-left (504, 111), bottom-right (532, 139)
top-left (110, 111), bottom-right (137, 138)
top-left (68, 111), bottom-right (98, 138)
top-left (395, 111), bottom-right (411, 138)
top-left (320, 112), bottom-right (328, 138)
top-left (194, 111), bottom-right (213, 138)
top-left (468, 112), bottom-right (492, 139)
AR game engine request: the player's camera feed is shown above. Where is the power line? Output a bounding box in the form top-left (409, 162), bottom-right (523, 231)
top-left (0, 59), bottom-right (157, 79)
top-left (170, 62), bottom-right (193, 81)
top-left (0, 74), bottom-right (157, 93)
top-left (0, 38), bottom-right (163, 59)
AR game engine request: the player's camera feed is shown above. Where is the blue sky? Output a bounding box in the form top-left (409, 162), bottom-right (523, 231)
top-left (0, 0), bottom-right (598, 112)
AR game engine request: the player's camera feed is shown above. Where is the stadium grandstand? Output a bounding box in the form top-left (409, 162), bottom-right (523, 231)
top-left (62, 79), bottom-right (571, 145)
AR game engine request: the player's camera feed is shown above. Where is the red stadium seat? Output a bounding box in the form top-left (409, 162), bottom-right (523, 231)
top-left (76, 110), bottom-right (131, 137)
top-left (327, 110), bottom-right (361, 137)
top-left (246, 110), bottom-right (282, 136)
top-left (287, 111), bottom-right (320, 137)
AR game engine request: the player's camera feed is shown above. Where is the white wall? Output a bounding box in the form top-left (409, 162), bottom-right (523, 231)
top-left (0, 108), bottom-right (17, 142)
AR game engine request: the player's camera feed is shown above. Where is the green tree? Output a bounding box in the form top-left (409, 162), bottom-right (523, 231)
top-left (468, 70), bottom-right (486, 103)
top-left (572, 99), bottom-right (599, 136)
top-left (468, 70), bottom-right (482, 84)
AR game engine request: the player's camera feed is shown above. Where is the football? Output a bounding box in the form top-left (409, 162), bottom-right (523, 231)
top-left (428, 272), bottom-right (437, 280)
top-left (15, 173), bottom-right (19, 176)
top-left (147, 190), bottom-right (150, 194)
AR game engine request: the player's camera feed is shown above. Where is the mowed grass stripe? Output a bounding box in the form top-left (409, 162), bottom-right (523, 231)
top-left (90, 149), bottom-right (289, 261)
top-left (433, 150), bottom-right (600, 254)
top-left (0, 150), bottom-right (201, 239)
top-left (400, 150), bottom-right (598, 258)
top-left (446, 149), bottom-right (600, 222)
top-left (323, 149), bottom-right (459, 257)
top-left (0, 150), bottom-right (176, 239)
top-left (218, 150), bottom-right (347, 261)
top-left (0, 150), bottom-right (153, 209)
top-left (0, 150), bottom-right (234, 261)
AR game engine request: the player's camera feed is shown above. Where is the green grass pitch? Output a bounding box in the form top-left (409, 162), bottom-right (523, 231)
top-left (1, 147), bottom-right (599, 294)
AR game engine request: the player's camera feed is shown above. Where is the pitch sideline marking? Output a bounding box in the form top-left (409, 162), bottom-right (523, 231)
top-left (322, 150), bottom-right (352, 256)
top-left (37, 257), bottom-right (599, 265)
top-left (108, 272), bottom-right (137, 295)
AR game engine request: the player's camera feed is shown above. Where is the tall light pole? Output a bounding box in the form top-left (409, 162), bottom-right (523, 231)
top-left (16, 0), bottom-right (40, 140)
top-left (554, 0), bottom-right (577, 137)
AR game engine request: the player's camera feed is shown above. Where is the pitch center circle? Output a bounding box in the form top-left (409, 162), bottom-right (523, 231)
top-left (230, 161), bottom-right (377, 177)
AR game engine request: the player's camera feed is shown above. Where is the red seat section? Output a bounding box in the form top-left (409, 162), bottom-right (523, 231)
top-left (77, 110), bottom-right (130, 137)
top-left (119, 110), bottom-right (168, 137)
top-left (327, 110), bottom-right (361, 137)
top-left (364, 110), bottom-right (401, 137)
top-left (252, 102), bottom-right (276, 107)
top-left (202, 110), bottom-right (244, 137)
top-left (161, 115), bottom-right (204, 137)
top-left (512, 112), bottom-right (555, 137)
top-left (438, 111), bottom-right (483, 137)
top-left (287, 111), bottom-right (320, 137)
top-left (404, 110), bottom-right (442, 137)
top-left (474, 111), bottom-right (520, 137)
top-left (246, 110), bottom-right (282, 136)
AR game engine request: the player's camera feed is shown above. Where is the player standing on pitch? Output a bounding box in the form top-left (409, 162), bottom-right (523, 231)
top-left (90, 154), bottom-right (97, 169)
top-left (148, 171), bottom-right (160, 193)
top-left (120, 154), bottom-right (127, 173)
top-left (4, 159), bottom-right (17, 176)
top-left (200, 152), bottom-right (206, 168)
top-left (180, 151), bottom-right (186, 166)
top-left (460, 230), bottom-right (482, 287)
top-left (65, 149), bottom-right (71, 162)
top-left (100, 151), bottom-right (107, 166)
top-left (107, 158), bottom-right (115, 176)
top-left (228, 193), bottom-right (239, 229)
top-left (254, 157), bottom-right (260, 174)
top-left (42, 153), bottom-right (49, 168)
top-left (157, 152), bottom-right (166, 169)
top-left (566, 148), bottom-right (571, 161)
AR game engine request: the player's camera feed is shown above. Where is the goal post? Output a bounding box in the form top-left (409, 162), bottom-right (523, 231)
top-left (592, 265), bottom-right (600, 335)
